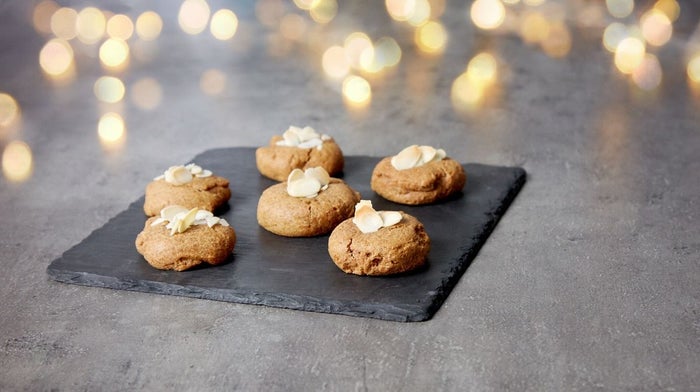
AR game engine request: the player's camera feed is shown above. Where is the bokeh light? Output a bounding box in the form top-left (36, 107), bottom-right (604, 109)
top-left (688, 54), bottom-right (700, 83)
top-left (32, 0), bottom-right (59, 35)
top-left (136, 11), bottom-right (163, 41)
top-left (293, 0), bottom-right (320, 10)
top-left (520, 12), bottom-right (550, 45)
top-left (99, 38), bottom-right (130, 70)
top-left (322, 45), bottom-right (350, 79)
top-left (50, 7), bottom-right (78, 40)
top-left (2, 141), bottom-right (33, 183)
top-left (606, 0), bottom-right (634, 19)
top-left (0, 93), bottom-right (20, 127)
top-left (97, 112), bottom-right (126, 148)
top-left (542, 22), bottom-right (572, 58)
top-left (470, 0), bottom-right (505, 30)
top-left (653, 0), bottom-right (679, 22)
top-left (106, 14), bottom-right (134, 40)
top-left (310, 0), bottom-right (338, 24)
top-left (39, 38), bottom-right (74, 77)
top-left (130, 78), bottom-right (162, 110)
top-left (342, 75), bottom-right (372, 107)
top-left (614, 37), bottom-right (645, 75)
top-left (179, 0), bottom-right (211, 35)
top-left (415, 21), bottom-right (447, 54)
top-left (210, 9), bottom-right (238, 40)
top-left (94, 76), bottom-right (125, 103)
top-left (467, 52), bottom-right (498, 88)
top-left (386, 0), bottom-right (416, 21)
top-left (374, 37), bottom-right (402, 68)
top-left (256, 0), bottom-right (286, 27)
top-left (345, 32), bottom-right (372, 69)
top-left (640, 9), bottom-right (672, 47)
top-left (451, 72), bottom-right (484, 110)
top-left (76, 7), bottom-right (106, 44)
top-left (200, 69), bottom-right (227, 96)
top-left (407, 0), bottom-right (431, 27)
top-left (631, 53), bottom-right (662, 91)
top-left (603, 22), bottom-right (628, 52)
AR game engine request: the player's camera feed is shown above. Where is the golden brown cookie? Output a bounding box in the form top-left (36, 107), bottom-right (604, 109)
top-left (144, 165), bottom-right (231, 216)
top-left (257, 178), bottom-right (360, 237)
top-left (135, 209), bottom-right (236, 271)
top-left (328, 212), bottom-right (430, 276)
top-left (370, 157), bottom-right (466, 205)
top-left (255, 135), bottom-right (344, 181)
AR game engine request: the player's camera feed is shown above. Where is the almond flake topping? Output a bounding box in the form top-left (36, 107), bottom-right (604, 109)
top-left (275, 126), bottom-right (330, 150)
top-left (150, 205), bottom-right (229, 235)
top-left (390, 145), bottom-right (447, 170)
top-left (286, 167), bottom-right (331, 198)
top-left (153, 163), bottom-right (213, 185)
top-left (352, 200), bottom-right (402, 234)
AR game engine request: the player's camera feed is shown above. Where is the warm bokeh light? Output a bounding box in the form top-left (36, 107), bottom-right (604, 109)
top-left (2, 141), bottom-right (33, 182)
top-left (415, 21), bottom-right (447, 54)
top-left (76, 7), bottom-right (106, 44)
top-left (210, 9), bottom-right (239, 40)
top-left (374, 37), bottom-right (402, 68)
top-left (0, 93), bottom-right (20, 127)
top-left (342, 75), bottom-right (371, 106)
top-left (136, 11), bottom-right (163, 41)
top-left (451, 72), bottom-right (484, 111)
top-left (466, 52), bottom-right (498, 88)
top-left (523, 0), bottom-right (545, 5)
top-left (97, 112), bottom-right (126, 148)
top-left (33, 0), bottom-right (59, 35)
top-left (344, 32), bottom-right (373, 69)
top-left (614, 37), bottom-right (645, 75)
top-left (386, 0), bottom-right (416, 21)
top-left (654, 0), bottom-right (679, 22)
top-left (631, 53), bottom-right (662, 91)
top-left (519, 12), bottom-right (550, 45)
top-left (407, 0), bottom-right (431, 27)
top-left (99, 38), bottom-right (130, 69)
top-left (280, 14), bottom-right (307, 41)
top-left (603, 22), bottom-right (628, 52)
top-left (293, 0), bottom-right (320, 10)
top-left (322, 45), bottom-right (350, 79)
top-left (359, 46), bottom-right (382, 73)
top-left (470, 0), bottom-right (505, 30)
top-left (107, 14), bottom-right (134, 40)
top-left (688, 55), bottom-right (700, 83)
top-left (50, 7), bottom-right (78, 40)
top-left (39, 38), bottom-right (74, 77)
top-left (179, 0), bottom-right (211, 35)
top-left (606, 0), bottom-right (634, 19)
top-left (640, 9), bottom-right (672, 47)
top-left (542, 22), bottom-right (572, 58)
top-left (130, 78), bottom-right (162, 110)
top-left (310, 0), bottom-right (338, 24)
top-left (256, 0), bottom-right (285, 27)
top-left (200, 69), bottom-right (227, 96)
top-left (94, 76), bottom-right (125, 103)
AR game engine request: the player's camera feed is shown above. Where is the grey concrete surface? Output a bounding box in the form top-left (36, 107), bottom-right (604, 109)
top-left (1, 1), bottom-right (698, 390)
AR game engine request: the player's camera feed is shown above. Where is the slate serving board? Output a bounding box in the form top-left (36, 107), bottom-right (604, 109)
top-left (47, 147), bottom-right (526, 322)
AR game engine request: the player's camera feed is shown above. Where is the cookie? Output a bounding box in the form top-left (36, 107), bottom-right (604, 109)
top-left (371, 145), bottom-right (465, 205)
top-left (328, 201), bottom-right (430, 276)
top-left (144, 163), bottom-right (231, 216)
top-left (255, 126), bottom-right (344, 181)
top-left (135, 206), bottom-right (236, 271)
top-left (257, 167), bottom-right (360, 237)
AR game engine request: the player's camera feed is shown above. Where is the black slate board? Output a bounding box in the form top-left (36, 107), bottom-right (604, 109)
top-left (47, 147), bottom-right (526, 322)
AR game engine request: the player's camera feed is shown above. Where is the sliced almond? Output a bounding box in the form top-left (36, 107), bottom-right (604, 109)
top-left (305, 167), bottom-right (330, 187)
top-left (282, 128), bottom-right (300, 145)
top-left (153, 174), bottom-right (165, 181)
top-left (205, 216), bottom-right (220, 227)
top-left (355, 200), bottom-right (373, 212)
top-left (297, 126), bottom-right (318, 142)
top-left (298, 138), bottom-right (322, 149)
top-left (181, 208), bottom-right (198, 228)
top-left (150, 217), bottom-right (166, 226)
top-left (391, 145), bottom-right (422, 170)
top-left (160, 205), bottom-right (189, 221)
top-left (419, 145), bottom-right (437, 163)
top-left (287, 168), bottom-right (306, 183)
top-left (379, 211), bottom-right (402, 227)
top-left (196, 169), bottom-right (212, 178)
top-left (287, 177), bottom-right (322, 197)
top-left (219, 219), bottom-right (230, 227)
top-left (165, 165), bottom-right (193, 185)
top-left (436, 148), bottom-right (446, 160)
top-left (353, 208), bottom-right (384, 234)
top-left (188, 164), bottom-right (203, 174)
top-left (195, 210), bottom-right (214, 220)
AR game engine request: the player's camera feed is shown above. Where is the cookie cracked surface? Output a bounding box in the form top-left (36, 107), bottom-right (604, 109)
top-left (328, 212), bottom-right (430, 276)
top-left (370, 157), bottom-right (466, 205)
top-left (144, 176), bottom-right (231, 216)
top-left (255, 136), bottom-right (344, 181)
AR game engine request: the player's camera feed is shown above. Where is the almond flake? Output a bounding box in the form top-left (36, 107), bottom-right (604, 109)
top-left (379, 211), bottom-right (402, 227)
top-left (391, 145), bottom-right (422, 170)
top-left (161, 205), bottom-right (189, 221)
top-left (287, 177), bottom-right (322, 198)
top-left (353, 208), bottom-right (384, 234)
top-left (305, 167), bottom-right (330, 187)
